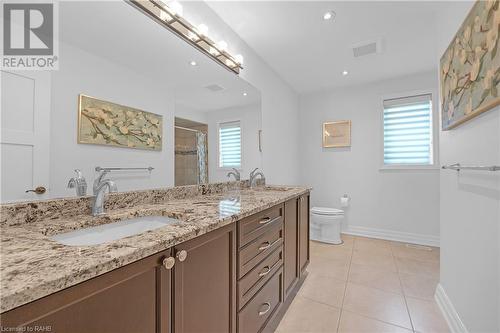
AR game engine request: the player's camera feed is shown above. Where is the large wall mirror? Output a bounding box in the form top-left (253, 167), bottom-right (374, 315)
top-left (0, 1), bottom-right (262, 203)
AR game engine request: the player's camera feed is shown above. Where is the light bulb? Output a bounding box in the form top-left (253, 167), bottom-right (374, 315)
top-left (243, 92), bottom-right (248, 96)
top-left (234, 54), bottom-right (244, 64)
top-left (323, 11), bottom-right (335, 20)
top-left (168, 1), bottom-right (183, 16)
top-left (217, 41), bottom-right (228, 52)
top-left (198, 24), bottom-right (208, 36)
top-left (190, 60), bottom-right (197, 66)
top-left (342, 70), bottom-right (349, 76)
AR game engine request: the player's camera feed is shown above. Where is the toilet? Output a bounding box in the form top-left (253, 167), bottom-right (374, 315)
top-left (310, 206), bottom-right (345, 245)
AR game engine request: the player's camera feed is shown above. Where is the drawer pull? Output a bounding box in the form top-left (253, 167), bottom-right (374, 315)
top-left (259, 217), bottom-right (271, 224)
top-left (258, 241), bottom-right (271, 251)
top-left (162, 256), bottom-right (176, 269)
top-left (258, 266), bottom-right (271, 277)
top-left (258, 302), bottom-right (271, 316)
top-left (258, 238), bottom-right (281, 251)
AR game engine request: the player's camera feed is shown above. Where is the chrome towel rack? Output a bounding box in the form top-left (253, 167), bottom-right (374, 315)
top-left (442, 163), bottom-right (500, 172)
top-left (95, 166), bottom-right (154, 172)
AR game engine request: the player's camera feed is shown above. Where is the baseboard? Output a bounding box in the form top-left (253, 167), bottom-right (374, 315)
top-left (435, 283), bottom-right (468, 333)
top-left (342, 225), bottom-right (440, 247)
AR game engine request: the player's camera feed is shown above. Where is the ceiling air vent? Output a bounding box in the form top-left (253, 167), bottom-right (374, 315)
top-left (352, 38), bottom-right (383, 58)
top-left (205, 84), bottom-right (225, 92)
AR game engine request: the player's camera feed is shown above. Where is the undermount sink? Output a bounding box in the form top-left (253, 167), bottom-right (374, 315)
top-left (51, 216), bottom-right (179, 246)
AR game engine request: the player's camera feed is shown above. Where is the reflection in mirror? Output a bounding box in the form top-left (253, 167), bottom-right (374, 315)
top-left (0, 1), bottom-right (262, 203)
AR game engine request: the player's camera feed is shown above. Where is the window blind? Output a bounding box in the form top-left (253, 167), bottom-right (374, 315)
top-left (219, 121), bottom-right (241, 168)
top-left (383, 94), bottom-right (433, 165)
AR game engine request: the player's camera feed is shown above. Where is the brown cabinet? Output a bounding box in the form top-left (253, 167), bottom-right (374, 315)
top-left (0, 248), bottom-right (172, 333)
top-left (173, 223), bottom-right (236, 333)
top-left (283, 198), bottom-right (299, 296)
top-left (298, 194), bottom-right (310, 274)
top-left (1, 193), bottom-right (310, 333)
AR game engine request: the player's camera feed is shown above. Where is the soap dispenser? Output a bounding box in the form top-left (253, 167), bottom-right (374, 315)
top-left (67, 169), bottom-right (88, 196)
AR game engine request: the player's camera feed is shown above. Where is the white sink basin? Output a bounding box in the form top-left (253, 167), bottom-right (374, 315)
top-left (51, 216), bottom-right (179, 246)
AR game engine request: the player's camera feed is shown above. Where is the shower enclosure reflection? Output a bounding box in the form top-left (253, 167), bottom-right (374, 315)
top-left (174, 118), bottom-right (208, 186)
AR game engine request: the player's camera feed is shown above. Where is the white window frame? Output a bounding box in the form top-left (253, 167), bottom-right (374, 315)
top-left (380, 90), bottom-right (439, 170)
top-left (217, 120), bottom-right (243, 171)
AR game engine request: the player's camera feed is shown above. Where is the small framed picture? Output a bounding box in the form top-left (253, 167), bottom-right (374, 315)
top-left (323, 120), bottom-right (351, 148)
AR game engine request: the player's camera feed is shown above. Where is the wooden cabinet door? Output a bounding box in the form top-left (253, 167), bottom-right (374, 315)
top-left (173, 224), bottom-right (236, 333)
top-left (298, 195), bottom-right (310, 274)
top-left (0, 249), bottom-right (172, 333)
top-left (283, 198), bottom-right (299, 296)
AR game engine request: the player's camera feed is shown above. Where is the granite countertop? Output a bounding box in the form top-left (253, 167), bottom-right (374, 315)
top-left (0, 185), bottom-right (310, 313)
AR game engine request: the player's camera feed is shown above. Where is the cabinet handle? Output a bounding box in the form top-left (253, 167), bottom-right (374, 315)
top-left (163, 256), bottom-right (175, 269)
top-left (258, 266), bottom-right (271, 277)
top-left (176, 250), bottom-right (188, 262)
top-left (258, 302), bottom-right (271, 316)
top-left (258, 238), bottom-right (280, 251)
top-left (259, 217), bottom-right (271, 224)
top-left (258, 241), bottom-right (271, 251)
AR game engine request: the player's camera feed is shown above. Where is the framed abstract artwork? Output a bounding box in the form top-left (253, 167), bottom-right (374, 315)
top-left (440, 0), bottom-right (500, 130)
top-left (323, 120), bottom-right (351, 148)
top-left (78, 94), bottom-right (162, 150)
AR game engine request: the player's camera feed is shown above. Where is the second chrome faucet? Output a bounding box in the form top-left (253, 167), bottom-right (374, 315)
top-left (92, 170), bottom-right (117, 216)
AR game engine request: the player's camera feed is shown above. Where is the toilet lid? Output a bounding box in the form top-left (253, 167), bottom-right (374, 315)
top-left (311, 207), bottom-right (344, 216)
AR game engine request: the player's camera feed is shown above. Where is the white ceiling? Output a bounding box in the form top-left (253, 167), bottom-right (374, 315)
top-left (59, 1), bottom-right (260, 111)
top-left (207, 1), bottom-right (445, 93)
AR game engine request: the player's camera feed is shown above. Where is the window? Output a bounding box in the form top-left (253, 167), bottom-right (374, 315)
top-left (218, 121), bottom-right (241, 168)
top-left (383, 94), bottom-right (433, 166)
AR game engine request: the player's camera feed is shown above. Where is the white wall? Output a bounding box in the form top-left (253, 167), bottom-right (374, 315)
top-left (49, 42), bottom-right (175, 198)
top-left (183, 1), bottom-right (301, 185)
top-left (299, 71), bottom-right (441, 245)
top-left (206, 104), bottom-right (262, 182)
top-left (436, 2), bottom-right (500, 332)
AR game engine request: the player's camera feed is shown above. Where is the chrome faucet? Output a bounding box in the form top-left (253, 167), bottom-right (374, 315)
top-left (92, 170), bottom-right (117, 216)
top-left (249, 168), bottom-right (265, 188)
top-left (67, 169), bottom-right (87, 196)
top-left (227, 168), bottom-right (241, 181)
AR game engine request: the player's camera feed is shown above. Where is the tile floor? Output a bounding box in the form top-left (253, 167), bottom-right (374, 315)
top-left (275, 235), bottom-right (449, 333)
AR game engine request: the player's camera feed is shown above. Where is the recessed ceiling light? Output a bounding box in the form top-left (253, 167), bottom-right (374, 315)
top-left (243, 92), bottom-right (248, 96)
top-left (323, 11), bottom-right (335, 21)
top-left (190, 60), bottom-right (197, 66)
top-left (342, 70), bottom-right (349, 76)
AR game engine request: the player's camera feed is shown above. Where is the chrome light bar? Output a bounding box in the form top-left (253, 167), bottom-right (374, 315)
top-left (128, 0), bottom-right (243, 74)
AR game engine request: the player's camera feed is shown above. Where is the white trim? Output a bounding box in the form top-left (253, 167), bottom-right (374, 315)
top-left (342, 225), bottom-right (440, 247)
top-left (435, 283), bottom-right (468, 333)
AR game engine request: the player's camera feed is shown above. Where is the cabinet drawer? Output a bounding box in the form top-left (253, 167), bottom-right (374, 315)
top-left (239, 205), bottom-right (283, 247)
top-left (238, 246), bottom-right (282, 309)
top-left (238, 268), bottom-right (283, 333)
top-left (239, 221), bottom-right (283, 278)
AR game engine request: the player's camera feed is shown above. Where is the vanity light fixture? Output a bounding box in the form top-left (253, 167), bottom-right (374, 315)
top-left (323, 11), bottom-right (335, 21)
top-left (129, 0), bottom-right (243, 74)
top-left (342, 70), bottom-right (349, 76)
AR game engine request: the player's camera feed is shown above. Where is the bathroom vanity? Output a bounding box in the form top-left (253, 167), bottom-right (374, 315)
top-left (0, 183), bottom-right (310, 333)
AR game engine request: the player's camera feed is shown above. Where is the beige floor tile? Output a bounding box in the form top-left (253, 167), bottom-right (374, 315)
top-left (354, 237), bottom-right (393, 256)
top-left (310, 241), bottom-right (353, 261)
top-left (352, 250), bottom-right (397, 272)
top-left (395, 257), bottom-right (440, 279)
top-left (406, 297), bottom-right (450, 333)
top-left (307, 255), bottom-right (351, 281)
top-left (348, 263), bottom-right (402, 294)
top-left (400, 273), bottom-right (438, 301)
top-left (338, 310), bottom-right (412, 333)
top-left (391, 242), bottom-right (440, 263)
top-left (343, 283), bottom-right (412, 329)
top-left (276, 295), bottom-right (341, 333)
top-left (298, 273), bottom-right (346, 308)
